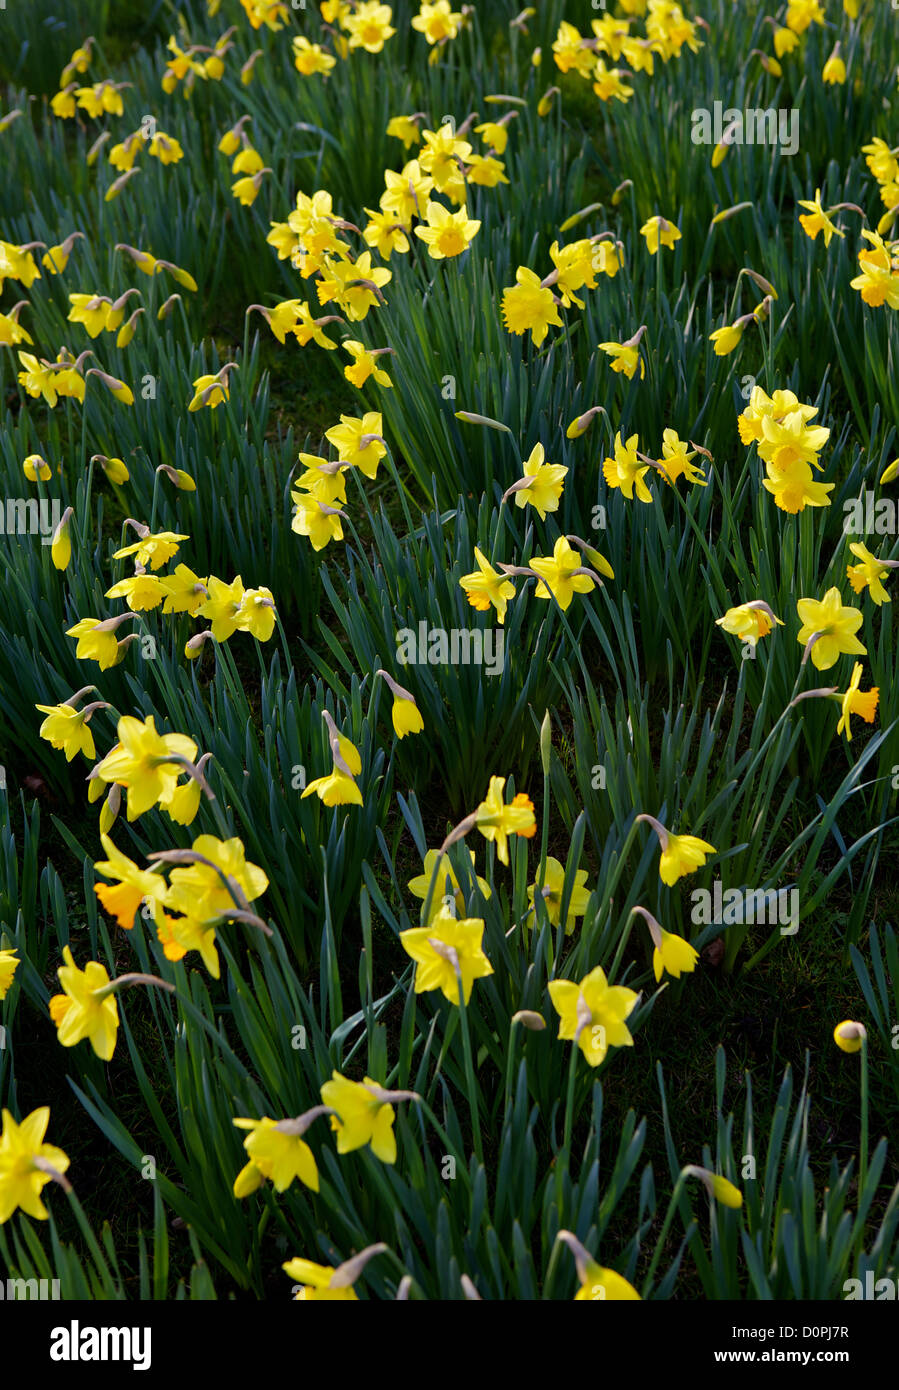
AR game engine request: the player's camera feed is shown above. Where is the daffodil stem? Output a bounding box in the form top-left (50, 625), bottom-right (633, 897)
top-left (503, 1019), bottom-right (518, 1123)
top-left (64, 1187), bottom-right (115, 1286)
top-left (383, 449), bottom-right (416, 536)
top-left (665, 473), bottom-right (718, 573)
top-left (457, 980), bottom-right (484, 1167)
top-left (79, 446), bottom-right (94, 552)
top-left (535, 765), bottom-right (552, 968)
top-left (641, 1170), bottom-right (689, 1297)
top-left (859, 1037), bottom-right (869, 1220)
top-left (149, 467), bottom-right (161, 532)
top-left (556, 1044), bottom-right (580, 1210)
top-left (537, 768), bottom-right (550, 892)
top-left (542, 1233), bottom-right (565, 1299)
top-left (78, 386), bottom-right (91, 547)
top-left (561, 1041), bottom-right (579, 1162)
top-left (419, 854), bottom-right (445, 930)
top-left (598, 818), bottom-right (642, 970)
top-left (607, 905), bottom-right (639, 982)
top-left (490, 495), bottom-right (509, 568)
top-left (415, 1098), bottom-right (473, 1194)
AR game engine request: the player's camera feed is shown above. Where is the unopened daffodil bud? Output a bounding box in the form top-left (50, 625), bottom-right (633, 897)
top-left (116, 307), bottom-right (144, 348)
top-left (241, 49), bottom-right (263, 85)
top-left (104, 167), bottom-right (140, 202)
top-left (511, 1009), bottom-right (546, 1030)
top-left (685, 1165), bottom-right (743, 1207)
top-left (453, 410), bottom-right (513, 433)
top-left (93, 454), bottom-right (130, 484)
top-left (23, 454), bottom-right (52, 481)
top-left (156, 463), bottom-right (196, 491)
top-left (709, 323), bottom-right (744, 356)
top-left (376, 669), bottom-right (423, 738)
top-left (566, 405), bottom-right (604, 439)
top-left (185, 630), bottom-right (214, 660)
top-left (636, 814), bottom-right (716, 885)
top-left (540, 709), bottom-right (552, 776)
top-left (631, 905), bottom-right (699, 982)
top-left (834, 1019), bottom-right (866, 1053)
top-left (86, 368), bottom-right (134, 405)
top-left (41, 230), bottom-right (84, 274)
top-left (99, 783), bottom-right (121, 835)
top-left (51, 507), bottom-right (74, 571)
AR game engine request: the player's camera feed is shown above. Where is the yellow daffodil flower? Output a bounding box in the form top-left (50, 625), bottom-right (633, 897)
top-left (459, 547), bottom-right (517, 624)
top-left (548, 965), bottom-right (638, 1066)
top-left (49, 946), bottom-right (119, 1060)
top-left (796, 587), bottom-right (866, 670)
top-left (527, 856), bottom-right (591, 934)
top-left (400, 904), bottom-right (494, 1005)
top-left (0, 1108), bottom-right (70, 1223)
top-left (501, 266), bottom-right (562, 346)
top-left (530, 535), bottom-right (598, 609)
